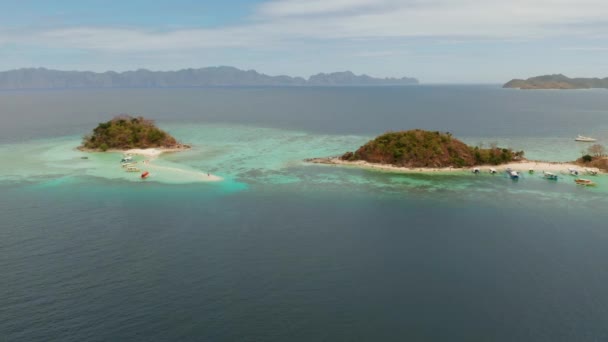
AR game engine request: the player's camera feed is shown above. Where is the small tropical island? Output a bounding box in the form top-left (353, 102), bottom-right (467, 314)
top-left (307, 129), bottom-right (603, 175)
top-left (80, 115), bottom-right (190, 155)
top-left (503, 74), bottom-right (608, 90)
top-left (78, 115), bottom-right (221, 182)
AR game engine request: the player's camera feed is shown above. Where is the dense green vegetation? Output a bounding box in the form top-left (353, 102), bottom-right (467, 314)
top-left (341, 130), bottom-right (524, 168)
top-left (82, 115), bottom-right (179, 151)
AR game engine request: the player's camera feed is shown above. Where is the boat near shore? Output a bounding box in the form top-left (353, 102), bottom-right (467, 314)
top-left (543, 172), bottom-right (558, 180)
top-left (575, 178), bottom-right (596, 186)
top-left (575, 135), bottom-right (597, 142)
top-left (506, 168), bottom-right (520, 180)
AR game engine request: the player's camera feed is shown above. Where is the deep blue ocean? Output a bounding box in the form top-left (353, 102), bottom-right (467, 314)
top-left (2, 86), bottom-right (608, 341)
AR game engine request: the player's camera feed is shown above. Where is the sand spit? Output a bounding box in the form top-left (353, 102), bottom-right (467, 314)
top-left (143, 162), bottom-right (222, 181)
top-left (80, 146), bottom-right (222, 182)
top-left (306, 157), bottom-right (603, 175)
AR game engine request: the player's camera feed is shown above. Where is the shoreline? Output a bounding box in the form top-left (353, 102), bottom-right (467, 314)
top-left (306, 157), bottom-right (603, 175)
top-left (78, 145), bottom-right (191, 158)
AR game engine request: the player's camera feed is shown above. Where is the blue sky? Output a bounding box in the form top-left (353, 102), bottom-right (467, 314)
top-left (1, 0), bottom-right (607, 83)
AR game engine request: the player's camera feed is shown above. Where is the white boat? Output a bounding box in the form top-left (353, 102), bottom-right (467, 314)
top-left (586, 169), bottom-right (598, 176)
top-left (506, 168), bottom-right (519, 180)
top-left (575, 135), bottom-right (597, 142)
top-left (121, 156), bottom-right (133, 163)
top-left (472, 167), bottom-right (480, 174)
top-left (568, 168), bottom-right (579, 176)
top-left (489, 168), bottom-right (497, 174)
top-left (543, 172), bottom-right (558, 180)
top-left (125, 166), bottom-right (140, 172)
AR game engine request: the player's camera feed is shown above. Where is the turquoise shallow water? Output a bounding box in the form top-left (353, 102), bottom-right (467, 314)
top-left (2, 87), bottom-right (608, 341)
top-left (1, 122), bottom-right (607, 198)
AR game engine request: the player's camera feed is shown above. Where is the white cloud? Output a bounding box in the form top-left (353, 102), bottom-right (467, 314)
top-left (257, 0), bottom-right (381, 17)
top-left (561, 46), bottom-right (608, 51)
top-left (1, 0), bottom-right (608, 53)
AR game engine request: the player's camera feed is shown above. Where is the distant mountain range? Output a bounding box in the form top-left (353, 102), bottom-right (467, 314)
top-left (503, 74), bottom-right (608, 89)
top-left (0, 67), bottom-right (418, 89)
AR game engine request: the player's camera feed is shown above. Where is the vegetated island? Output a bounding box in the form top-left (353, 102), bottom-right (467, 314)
top-left (503, 74), bottom-right (608, 90)
top-left (79, 115), bottom-right (190, 156)
top-left (306, 129), bottom-right (602, 174)
top-left (576, 144), bottom-right (608, 172)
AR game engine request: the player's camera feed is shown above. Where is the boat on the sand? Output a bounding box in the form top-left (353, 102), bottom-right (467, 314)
top-left (585, 169), bottom-right (598, 176)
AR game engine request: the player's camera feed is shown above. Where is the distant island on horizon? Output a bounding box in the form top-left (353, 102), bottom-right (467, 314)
top-left (503, 74), bottom-right (608, 89)
top-left (0, 66), bottom-right (418, 90)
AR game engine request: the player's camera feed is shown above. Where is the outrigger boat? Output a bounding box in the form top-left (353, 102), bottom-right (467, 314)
top-left (543, 172), bottom-right (558, 180)
top-left (506, 168), bottom-right (519, 180)
top-left (575, 135), bottom-right (597, 142)
top-left (585, 169), bottom-right (598, 176)
top-left (568, 168), bottom-right (579, 176)
top-left (121, 162), bottom-right (137, 168)
top-left (575, 178), bottom-right (596, 186)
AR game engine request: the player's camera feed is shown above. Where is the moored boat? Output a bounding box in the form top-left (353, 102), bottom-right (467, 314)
top-left (472, 167), bottom-right (480, 174)
top-left (585, 169), bottom-right (598, 176)
top-left (121, 156), bottom-right (133, 163)
top-left (568, 168), bottom-right (579, 176)
top-left (141, 171), bottom-right (150, 179)
top-left (125, 166), bottom-right (140, 172)
top-left (543, 172), bottom-right (558, 180)
top-left (574, 178), bottom-right (596, 186)
top-left (489, 168), bottom-right (497, 174)
top-left (575, 135), bottom-right (597, 142)
top-left (506, 168), bottom-right (519, 180)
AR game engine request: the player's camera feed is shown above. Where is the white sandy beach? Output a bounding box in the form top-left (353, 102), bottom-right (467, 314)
top-left (308, 157), bottom-right (603, 175)
top-left (115, 147), bottom-right (190, 158)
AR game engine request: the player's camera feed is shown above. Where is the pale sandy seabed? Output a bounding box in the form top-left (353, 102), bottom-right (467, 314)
top-left (0, 139), bottom-right (222, 185)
